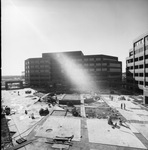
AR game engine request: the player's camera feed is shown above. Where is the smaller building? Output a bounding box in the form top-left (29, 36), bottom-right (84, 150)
top-left (5, 80), bottom-right (23, 90)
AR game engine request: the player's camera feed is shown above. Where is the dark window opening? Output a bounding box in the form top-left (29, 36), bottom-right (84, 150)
top-left (139, 65), bottom-right (143, 69)
top-left (135, 58), bottom-right (138, 62)
top-left (130, 66), bottom-right (133, 69)
top-left (126, 67), bottom-right (129, 70)
top-left (135, 73), bottom-right (138, 76)
top-left (129, 51), bottom-right (133, 57)
top-left (145, 73), bottom-right (148, 77)
top-left (145, 55), bottom-right (148, 59)
top-left (135, 81), bottom-right (138, 84)
top-left (139, 81), bottom-right (143, 85)
top-left (135, 65), bottom-right (138, 69)
top-left (139, 56), bottom-right (143, 61)
top-left (145, 64), bottom-right (148, 68)
top-left (139, 73), bottom-right (143, 77)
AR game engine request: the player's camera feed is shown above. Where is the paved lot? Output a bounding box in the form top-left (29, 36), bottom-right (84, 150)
top-left (102, 95), bottom-right (148, 149)
top-left (35, 116), bottom-right (81, 141)
top-left (87, 119), bottom-right (146, 149)
top-left (2, 90), bottom-right (148, 150)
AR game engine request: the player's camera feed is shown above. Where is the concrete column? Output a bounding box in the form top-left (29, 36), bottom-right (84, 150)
top-left (143, 87), bottom-right (148, 104)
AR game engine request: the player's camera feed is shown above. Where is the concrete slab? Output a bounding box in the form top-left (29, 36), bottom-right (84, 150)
top-left (104, 96), bottom-right (148, 122)
top-left (117, 109), bottom-right (142, 121)
top-left (126, 123), bottom-right (139, 133)
top-left (10, 113), bottom-right (43, 140)
top-left (24, 138), bottom-right (51, 150)
top-left (51, 144), bottom-right (69, 149)
top-left (116, 108), bottom-right (148, 122)
top-left (103, 95), bottom-right (141, 109)
top-left (35, 116), bottom-right (81, 141)
top-left (87, 119), bottom-right (147, 149)
top-left (131, 123), bottom-right (148, 141)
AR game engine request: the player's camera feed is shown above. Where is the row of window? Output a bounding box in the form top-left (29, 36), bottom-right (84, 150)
top-left (127, 55), bottom-right (148, 64)
top-left (129, 45), bottom-right (148, 57)
top-left (25, 77), bottom-right (50, 81)
top-left (29, 74), bottom-right (50, 77)
top-left (63, 68), bottom-right (121, 72)
top-left (135, 81), bottom-right (148, 86)
top-left (26, 63), bottom-right (121, 68)
top-left (127, 73), bottom-right (148, 77)
top-left (25, 70), bottom-right (50, 73)
top-left (126, 80), bottom-right (148, 85)
top-left (26, 57), bottom-right (118, 65)
top-left (26, 68), bottom-right (121, 74)
top-left (128, 64), bottom-right (143, 70)
top-left (30, 77), bottom-right (50, 80)
top-left (134, 39), bottom-right (144, 47)
top-left (135, 73), bottom-right (143, 77)
top-left (134, 36), bottom-right (148, 47)
top-left (135, 46), bottom-right (148, 54)
top-left (103, 58), bottom-right (117, 61)
top-left (30, 80), bottom-right (49, 83)
top-left (128, 63), bottom-right (148, 70)
top-left (25, 65), bottom-right (50, 69)
top-left (135, 48), bottom-right (143, 54)
top-left (25, 60), bottom-right (50, 65)
top-left (83, 57), bottom-right (116, 61)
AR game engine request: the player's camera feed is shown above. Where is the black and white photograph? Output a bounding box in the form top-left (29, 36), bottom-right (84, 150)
top-left (1, 0), bottom-right (148, 149)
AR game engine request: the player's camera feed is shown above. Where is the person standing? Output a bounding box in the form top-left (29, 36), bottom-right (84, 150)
top-left (124, 103), bottom-right (126, 110)
top-left (121, 103), bottom-right (123, 109)
top-left (25, 110), bottom-right (28, 114)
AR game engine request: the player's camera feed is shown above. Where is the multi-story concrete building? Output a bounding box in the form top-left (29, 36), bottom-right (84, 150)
top-left (126, 32), bottom-right (148, 94)
top-left (25, 51), bottom-right (122, 91)
top-left (25, 58), bottom-right (51, 87)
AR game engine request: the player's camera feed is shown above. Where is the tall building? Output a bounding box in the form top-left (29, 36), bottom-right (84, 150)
top-left (25, 51), bottom-right (122, 91)
top-left (126, 32), bottom-right (148, 93)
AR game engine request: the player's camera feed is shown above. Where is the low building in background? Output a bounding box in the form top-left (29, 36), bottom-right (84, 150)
top-left (126, 32), bottom-right (148, 97)
top-left (25, 51), bottom-right (122, 91)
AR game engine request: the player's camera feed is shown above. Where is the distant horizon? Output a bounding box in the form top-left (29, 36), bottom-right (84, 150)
top-left (2, 75), bottom-right (22, 77)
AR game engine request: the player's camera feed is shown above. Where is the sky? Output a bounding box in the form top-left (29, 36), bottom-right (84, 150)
top-left (2, 0), bottom-right (148, 76)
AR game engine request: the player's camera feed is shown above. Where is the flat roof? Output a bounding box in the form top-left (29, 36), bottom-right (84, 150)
top-left (62, 94), bottom-right (81, 101)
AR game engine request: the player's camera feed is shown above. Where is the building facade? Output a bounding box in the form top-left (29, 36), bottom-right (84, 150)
top-left (25, 51), bottom-right (122, 91)
top-left (126, 32), bottom-right (148, 94)
top-left (25, 58), bottom-right (51, 87)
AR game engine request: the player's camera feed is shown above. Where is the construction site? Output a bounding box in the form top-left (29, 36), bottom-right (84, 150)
top-left (1, 87), bottom-right (148, 150)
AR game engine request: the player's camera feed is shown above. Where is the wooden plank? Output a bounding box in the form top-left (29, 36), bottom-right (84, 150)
top-left (5, 139), bottom-right (35, 150)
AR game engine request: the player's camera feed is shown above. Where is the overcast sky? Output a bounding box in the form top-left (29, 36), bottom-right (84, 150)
top-left (2, 0), bottom-right (148, 75)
